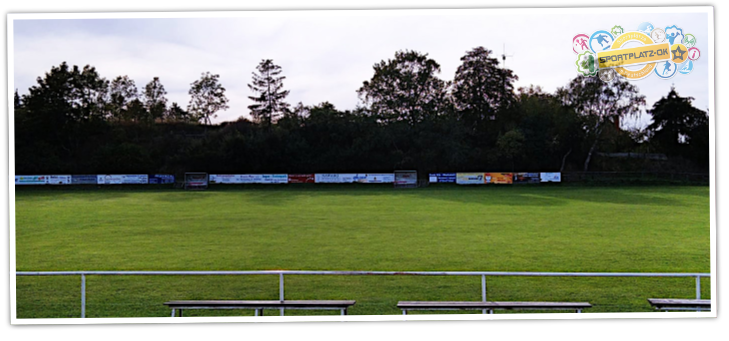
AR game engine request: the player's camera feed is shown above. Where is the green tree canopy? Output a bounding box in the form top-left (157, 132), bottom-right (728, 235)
top-left (188, 72), bottom-right (229, 125)
top-left (452, 47), bottom-right (519, 131)
top-left (357, 50), bottom-right (450, 125)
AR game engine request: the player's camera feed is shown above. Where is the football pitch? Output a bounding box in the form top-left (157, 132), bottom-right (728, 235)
top-left (14, 185), bottom-right (710, 318)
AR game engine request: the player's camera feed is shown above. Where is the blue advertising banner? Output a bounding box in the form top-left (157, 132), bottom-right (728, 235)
top-left (71, 175), bottom-right (98, 185)
top-left (428, 173), bottom-right (457, 183)
top-left (149, 174), bottom-right (175, 184)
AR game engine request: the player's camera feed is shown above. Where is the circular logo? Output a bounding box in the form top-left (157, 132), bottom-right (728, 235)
top-left (651, 28), bottom-right (666, 43)
top-left (679, 60), bottom-right (694, 75)
top-left (670, 43), bottom-right (689, 64)
top-left (599, 68), bottom-right (616, 82)
top-left (573, 34), bottom-right (590, 54)
top-left (683, 34), bottom-right (697, 48)
top-left (589, 31), bottom-right (614, 53)
top-left (637, 22), bottom-right (655, 35)
top-left (688, 47), bottom-right (701, 61)
top-left (654, 60), bottom-right (678, 79)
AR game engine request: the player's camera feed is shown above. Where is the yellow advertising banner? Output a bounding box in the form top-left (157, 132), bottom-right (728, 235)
top-left (485, 173), bottom-right (513, 184)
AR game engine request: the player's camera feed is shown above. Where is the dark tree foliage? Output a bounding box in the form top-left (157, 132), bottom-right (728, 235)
top-left (357, 50), bottom-right (450, 125)
top-left (144, 77), bottom-right (168, 122)
top-left (248, 60), bottom-right (290, 126)
top-left (109, 75), bottom-right (139, 122)
top-left (452, 47), bottom-right (519, 132)
top-left (647, 87), bottom-right (709, 169)
top-left (557, 75), bottom-right (645, 171)
top-left (13, 55), bottom-right (708, 177)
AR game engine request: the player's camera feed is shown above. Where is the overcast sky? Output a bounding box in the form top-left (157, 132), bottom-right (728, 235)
top-left (11, 8), bottom-right (711, 128)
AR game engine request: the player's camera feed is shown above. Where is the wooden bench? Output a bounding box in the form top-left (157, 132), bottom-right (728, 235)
top-left (647, 298), bottom-right (711, 312)
top-left (164, 300), bottom-right (356, 317)
top-left (397, 301), bottom-right (592, 315)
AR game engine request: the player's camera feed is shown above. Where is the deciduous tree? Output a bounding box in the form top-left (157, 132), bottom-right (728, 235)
top-left (557, 75), bottom-right (644, 171)
top-left (188, 72), bottom-right (229, 125)
top-left (357, 50), bottom-right (450, 125)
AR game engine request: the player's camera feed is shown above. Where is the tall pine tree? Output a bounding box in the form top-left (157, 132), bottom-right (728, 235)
top-left (248, 59), bottom-right (290, 126)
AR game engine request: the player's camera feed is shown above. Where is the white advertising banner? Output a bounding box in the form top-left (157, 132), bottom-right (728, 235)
top-left (15, 175), bottom-right (49, 185)
top-left (97, 174), bottom-right (148, 185)
top-left (260, 174), bottom-right (288, 184)
top-left (456, 172), bottom-right (485, 185)
top-left (48, 175), bottom-right (72, 185)
top-left (210, 174), bottom-right (288, 184)
top-left (362, 173), bottom-right (395, 183)
top-left (316, 174), bottom-right (351, 183)
top-left (209, 174), bottom-right (243, 184)
top-left (540, 172), bottom-right (562, 183)
top-left (315, 174), bottom-right (392, 183)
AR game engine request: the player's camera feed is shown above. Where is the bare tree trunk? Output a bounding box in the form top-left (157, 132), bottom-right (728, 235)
top-left (583, 123), bottom-right (605, 172)
top-left (560, 148), bottom-right (572, 172)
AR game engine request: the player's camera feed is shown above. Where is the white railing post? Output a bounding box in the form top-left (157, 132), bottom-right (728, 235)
top-left (279, 273), bottom-right (284, 316)
top-left (81, 274), bottom-right (86, 318)
top-left (482, 275), bottom-right (487, 301)
top-left (695, 276), bottom-right (701, 299)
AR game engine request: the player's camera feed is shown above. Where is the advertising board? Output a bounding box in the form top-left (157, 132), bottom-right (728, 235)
top-left (428, 173), bottom-right (457, 183)
top-left (48, 175), bottom-right (72, 185)
top-left (485, 173), bottom-right (513, 184)
top-left (97, 174), bottom-right (148, 185)
top-left (514, 172), bottom-right (541, 184)
top-left (540, 172), bottom-right (562, 183)
top-left (361, 173), bottom-right (395, 183)
top-left (456, 172), bottom-right (485, 185)
top-left (149, 174), bottom-right (175, 184)
top-left (288, 174), bottom-right (315, 183)
top-left (72, 175), bottom-right (98, 185)
top-left (15, 175), bottom-right (48, 185)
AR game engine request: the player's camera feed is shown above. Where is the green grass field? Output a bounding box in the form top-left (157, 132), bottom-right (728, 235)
top-left (14, 185), bottom-right (710, 318)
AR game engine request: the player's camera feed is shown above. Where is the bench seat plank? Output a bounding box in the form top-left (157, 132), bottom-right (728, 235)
top-left (397, 301), bottom-right (592, 309)
top-left (647, 299), bottom-right (710, 310)
top-left (165, 300), bottom-right (356, 308)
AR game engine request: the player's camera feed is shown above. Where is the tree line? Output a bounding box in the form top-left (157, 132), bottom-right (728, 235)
top-left (13, 47), bottom-right (709, 176)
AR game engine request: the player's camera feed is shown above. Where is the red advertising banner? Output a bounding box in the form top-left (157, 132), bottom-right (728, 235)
top-left (288, 174), bottom-right (315, 184)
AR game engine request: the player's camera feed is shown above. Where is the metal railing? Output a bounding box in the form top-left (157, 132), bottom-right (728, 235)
top-left (16, 270), bottom-right (710, 318)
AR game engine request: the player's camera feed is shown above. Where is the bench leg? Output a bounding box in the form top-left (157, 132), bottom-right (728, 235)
top-left (341, 309), bottom-right (346, 316)
top-left (576, 309), bottom-right (582, 313)
top-left (171, 308), bottom-right (176, 317)
top-left (402, 310), bottom-right (407, 315)
top-left (179, 309), bottom-right (183, 317)
top-left (489, 309), bottom-right (493, 314)
top-left (280, 308), bottom-right (284, 316)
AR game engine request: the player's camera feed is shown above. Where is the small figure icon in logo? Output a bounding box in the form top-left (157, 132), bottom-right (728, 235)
top-left (661, 61), bottom-right (672, 75)
top-left (655, 60), bottom-right (678, 79)
top-left (679, 60), bottom-right (694, 75)
top-left (637, 22), bottom-right (654, 34)
top-left (651, 28), bottom-right (666, 43)
top-left (599, 68), bottom-right (616, 82)
top-left (665, 25), bottom-right (684, 45)
top-left (611, 25), bottom-right (624, 37)
top-left (589, 31), bottom-right (614, 53)
top-left (683, 34), bottom-right (697, 48)
top-left (573, 34), bottom-right (590, 54)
